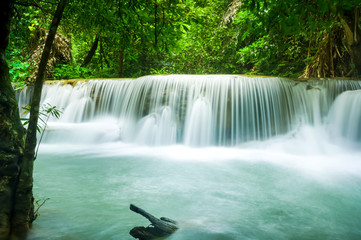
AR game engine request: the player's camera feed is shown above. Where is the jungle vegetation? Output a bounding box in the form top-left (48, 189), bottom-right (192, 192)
top-left (7, 0), bottom-right (361, 87)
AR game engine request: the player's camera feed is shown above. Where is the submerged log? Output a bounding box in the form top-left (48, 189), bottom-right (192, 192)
top-left (129, 204), bottom-right (178, 240)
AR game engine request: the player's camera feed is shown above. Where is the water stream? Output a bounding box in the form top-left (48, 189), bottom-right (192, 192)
top-left (17, 75), bottom-right (361, 239)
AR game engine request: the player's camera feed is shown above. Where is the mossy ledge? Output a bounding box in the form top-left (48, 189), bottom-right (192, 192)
top-left (44, 78), bottom-right (129, 87)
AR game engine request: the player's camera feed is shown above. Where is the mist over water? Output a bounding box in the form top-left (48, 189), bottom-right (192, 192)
top-left (18, 75), bottom-right (361, 239)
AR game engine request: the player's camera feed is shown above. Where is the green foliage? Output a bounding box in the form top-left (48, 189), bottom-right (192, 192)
top-left (233, 0), bottom-right (361, 77)
top-left (150, 66), bottom-right (174, 75)
top-left (7, 0), bottom-right (361, 79)
top-left (33, 198), bottom-right (50, 220)
top-left (160, 0), bottom-right (243, 74)
top-left (40, 103), bottom-right (62, 120)
top-left (8, 61), bottom-right (31, 89)
top-left (52, 64), bottom-right (93, 79)
top-left (21, 103), bottom-right (62, 159)
top-left (9, 61), bottom-right (30, 80)
top-left (21, 103), bottom-right (62, 133)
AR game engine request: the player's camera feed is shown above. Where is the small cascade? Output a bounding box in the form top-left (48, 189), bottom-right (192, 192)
top-left (41, 81), bottom-right (97, 122)
top-left (328, 89), bottom-right (361, 143)
top-left (135, 107), bottom-right (177, 145)
top-left (184, 97), bottom-right (214, 146)
top-left (17, 75), bottom-right (361, 146)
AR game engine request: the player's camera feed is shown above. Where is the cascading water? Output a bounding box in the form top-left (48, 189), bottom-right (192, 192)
top-left (17, 75), bottom-right (361, 146)
top-left (328, 89), bottom-right (361, 145)
top-left (17, 75), bottom-right (361, 240)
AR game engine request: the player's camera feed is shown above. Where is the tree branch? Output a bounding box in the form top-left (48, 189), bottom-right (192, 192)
top-left (15, 0), bottom-right (54, 14)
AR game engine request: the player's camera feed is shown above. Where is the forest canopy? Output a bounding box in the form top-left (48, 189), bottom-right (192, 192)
top-left (7, 0), bottom-right (361, 86)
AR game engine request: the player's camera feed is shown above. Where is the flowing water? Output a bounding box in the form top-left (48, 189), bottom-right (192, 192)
top-left (17, 75), bottom-right (361, 239)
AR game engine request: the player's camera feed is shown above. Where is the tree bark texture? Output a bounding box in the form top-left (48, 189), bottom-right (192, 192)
top-left (301, 7), bottom-right (361, 78)
top-left (154, 0), bottom-right (158, 48)
top-left (81, 35), bottom-right (99, 67)
top-left (99, 38), bottom-right (110, 69)
top-left (10, 0), bottom-right (67, 237)
top-left (0, 0), bottom-right (25, 239)
top-left (118, 50), bottom-right (124, 78)
top-left (341, 7), bottom-right (361, 75)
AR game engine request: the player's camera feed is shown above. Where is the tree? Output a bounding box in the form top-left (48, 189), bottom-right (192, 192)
top-left (8, 0), bottom-right (361, 80)
top-left (59, 0), bottom-right (187, 77)
top-left (81, 34), bottom-right (99, 67)
top-left (157, 0), bottom-right (240, 74)
top-left (0, 0), bottom-right (67, 238)
top-left (0, 0), bottom-right (25, 238)
top-left (233, 0), bottom-right (361, 77)
top-left (7, 0), bottom-right (238, 79)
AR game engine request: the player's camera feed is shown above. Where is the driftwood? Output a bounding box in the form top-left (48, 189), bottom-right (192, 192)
top-left (129, 204), bottom-right (178, 240)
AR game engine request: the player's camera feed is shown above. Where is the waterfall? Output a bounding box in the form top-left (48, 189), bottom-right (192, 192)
top-left (328, 89), bottom-right (361, 145)
top-left (17, 75), bottom-right (361, 146)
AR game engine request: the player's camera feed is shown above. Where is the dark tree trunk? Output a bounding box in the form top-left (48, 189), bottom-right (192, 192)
top-left (99, 38), bottom-right (110, 69)
top-left (140, 48), bottom-right (147, 75)
top-left (118, 50), bottom-right (124, 78)
top-left (302, 8), bottom-right (361, 78)
top-left (0, 0), bottom-right (25, 239)
top-left (340, 7), bottom-right (361, 76)
top-left (154, 0), bottom-right (158, 48)
top-left (10, 0), bottom-right (67, 238)
top-left (99, 38), bottom-right (103, 69)
top-left (81, 35), bottom-right (99, 67)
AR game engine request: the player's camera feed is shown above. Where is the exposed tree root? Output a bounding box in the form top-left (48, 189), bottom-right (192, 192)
top-left (27, 32), bottom-right (72, 83)
top-left (300, 28), bottom-right (351, 78)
